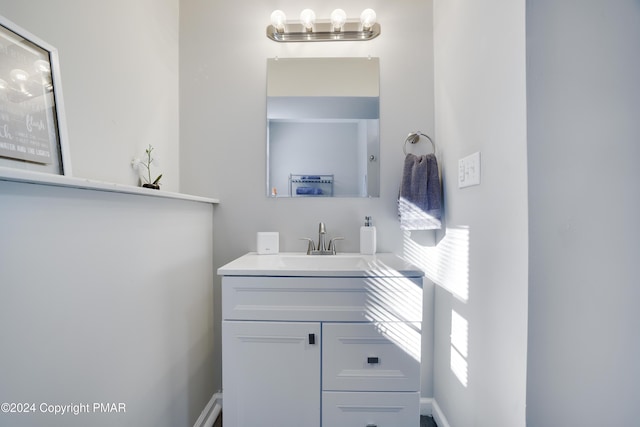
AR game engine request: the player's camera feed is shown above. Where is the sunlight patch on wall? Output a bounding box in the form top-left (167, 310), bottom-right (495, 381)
top-left (364, 275), bottom-right (423, 362)
top-left (402, 227), bottom-right (470, 302)
top-left (450, 309), bottom-right (469, 387)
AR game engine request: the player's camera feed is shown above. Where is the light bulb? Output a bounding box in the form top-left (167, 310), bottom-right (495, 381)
top-left (9, 69), bottom-right (30, 96)
top-left (10, 69), bottom-right (29, 82)
top-left (360, 8), bottom-right (377, 30)
top-left (34, 59), bottom-right (51, 74)
top-left (270, 10), bottom-right (287, 33)
top-left (330, 9), bottom-right (347, 31)
top-left (299, 9), bottom-right (316, 31)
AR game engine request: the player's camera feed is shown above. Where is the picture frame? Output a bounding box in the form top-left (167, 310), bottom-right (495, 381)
top-left (0, 14), bottom-right (71, 176)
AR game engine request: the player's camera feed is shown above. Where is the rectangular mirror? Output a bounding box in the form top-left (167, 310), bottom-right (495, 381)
top-left (267, 57), bottom-right (379, 198)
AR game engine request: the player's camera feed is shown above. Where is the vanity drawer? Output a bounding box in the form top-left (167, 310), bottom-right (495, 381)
top-left (222, 276), bottom-right (423, 322)
top-left (322, 391), bottom-right (419, 427)
top-left (323, 323), bottom-right (420, 392)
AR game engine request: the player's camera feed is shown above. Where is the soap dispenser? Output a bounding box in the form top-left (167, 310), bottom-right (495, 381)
top-left (360, 216), bottom-right (377, 255)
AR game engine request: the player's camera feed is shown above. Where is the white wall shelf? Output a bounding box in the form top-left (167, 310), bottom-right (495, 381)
top-left (0, 166), bottom-right (219, 205)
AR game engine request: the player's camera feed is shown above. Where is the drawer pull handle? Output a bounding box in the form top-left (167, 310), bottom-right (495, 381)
top-left (308, 333), bottom-right (316, 345)
top-left (367, 356), bottom-right (379, 364)
top-left (366, 424), bottom-right (378, 427)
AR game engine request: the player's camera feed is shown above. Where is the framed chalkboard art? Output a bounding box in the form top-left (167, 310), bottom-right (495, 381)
top-left (0, 15), bottom-right (71, 176)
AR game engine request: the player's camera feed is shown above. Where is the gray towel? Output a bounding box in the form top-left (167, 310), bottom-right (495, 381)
top-left (398, 153), bottom-right (442, 230)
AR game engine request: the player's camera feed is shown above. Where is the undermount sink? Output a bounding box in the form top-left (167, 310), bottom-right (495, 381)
top-left (217, 252), bottom-right (424, 278)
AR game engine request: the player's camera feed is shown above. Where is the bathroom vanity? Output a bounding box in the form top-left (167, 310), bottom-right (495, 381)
top-left (218, 252), bottom-right (424, 427)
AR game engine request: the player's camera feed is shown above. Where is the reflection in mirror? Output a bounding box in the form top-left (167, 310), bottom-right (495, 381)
top-left (267, 57), bottom-right (379, 198)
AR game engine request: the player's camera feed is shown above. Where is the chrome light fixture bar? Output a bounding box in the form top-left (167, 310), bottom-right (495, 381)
top-left (267, 9), bottom-right (380, 42)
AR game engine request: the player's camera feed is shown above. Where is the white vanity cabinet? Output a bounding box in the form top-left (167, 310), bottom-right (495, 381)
top-left (219, 253), bottom-right (424, 427)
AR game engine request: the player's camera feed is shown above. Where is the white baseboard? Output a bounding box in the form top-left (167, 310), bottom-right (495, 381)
top-left (431, 399), bottom-right (451, 427)
top-left (193, 392), bottom-right (222, 427)
top-left (420, 397), bottom-right (434, 415)
top-left (420, 398), bottom-right (451, 427)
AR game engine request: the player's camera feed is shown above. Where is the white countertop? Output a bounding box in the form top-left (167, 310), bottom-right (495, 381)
top-left (217, 252), bottom-right (424, 278)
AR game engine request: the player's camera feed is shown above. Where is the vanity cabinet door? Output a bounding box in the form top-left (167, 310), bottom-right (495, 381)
top-left (222, 321), bottom-right (321, 427)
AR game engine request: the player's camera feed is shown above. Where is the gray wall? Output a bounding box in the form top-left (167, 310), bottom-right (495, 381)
top-left (0, 0), bottom-right (181, 191)
top-left (432, 1), bottom-right (529, 426)
top-left (526, 1), bottom-right (640, 425)
top-left (0, 1), bottom-right (215, 426)
top-left (269, 121), bottom-right (360, 196)
top-left (0, 181), bottom-right (215, 427)
top-left (179, 0), bottom-right (436, 398)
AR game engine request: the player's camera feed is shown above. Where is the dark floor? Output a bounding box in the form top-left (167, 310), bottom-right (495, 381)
top-left (421, 415), bottom-right (438, 427)
top-left (213, 413), bottom-right (437, 426)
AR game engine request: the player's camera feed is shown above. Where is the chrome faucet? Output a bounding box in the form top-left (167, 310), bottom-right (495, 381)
top-left (317, 222), bottom-right (327, 252)
top-left (301, 222), bottom-right (344, 255)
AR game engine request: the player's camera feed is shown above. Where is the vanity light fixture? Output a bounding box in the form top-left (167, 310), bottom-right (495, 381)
top-left (266, 8), bottom-right (380, 42)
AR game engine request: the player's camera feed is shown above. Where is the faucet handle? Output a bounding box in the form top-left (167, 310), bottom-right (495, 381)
top-left (300, 238), bottom-right (316, 255)
top-left (328, 237), bottom-right (344, 255)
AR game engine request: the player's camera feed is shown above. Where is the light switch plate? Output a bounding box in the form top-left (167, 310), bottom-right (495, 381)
top-left (458, 152), bottom-right (481, 188)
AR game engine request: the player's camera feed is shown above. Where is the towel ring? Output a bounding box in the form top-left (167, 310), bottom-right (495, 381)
top-left (403, 131), bottom-right (435, 155)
